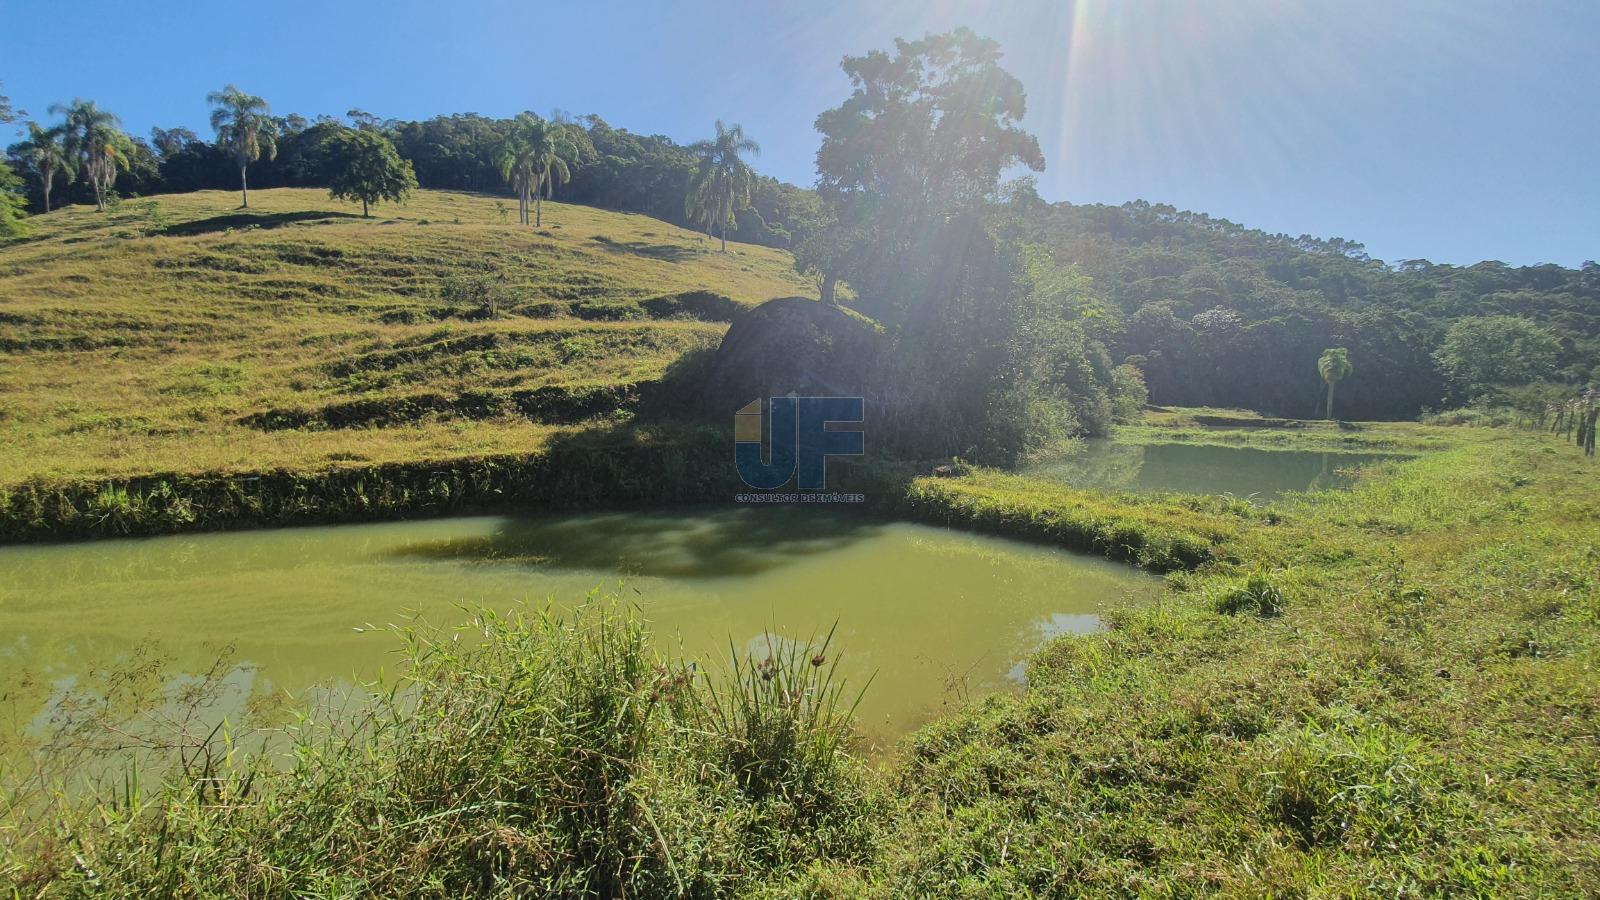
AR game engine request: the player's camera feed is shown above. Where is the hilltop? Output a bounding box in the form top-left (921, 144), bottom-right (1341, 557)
top-left (1021, 198), bottom-right (1600, 419)
top-left (0, 189), bottom-right (814, 484)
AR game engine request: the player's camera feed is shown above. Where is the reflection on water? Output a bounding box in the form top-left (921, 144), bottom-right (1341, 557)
top-left (1022, 440), bottom-right (1398, 501)
top-left (390, 509), bottom-right (885, 578)
top-left (0, 508), bottom-right (1156, 755)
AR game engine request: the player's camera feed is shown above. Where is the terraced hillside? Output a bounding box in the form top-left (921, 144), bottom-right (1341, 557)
top-left (0, 189), bottom-right (815, 484)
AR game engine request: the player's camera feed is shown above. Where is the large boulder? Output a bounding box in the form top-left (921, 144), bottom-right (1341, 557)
top-left (700, 297), bottom-right (883, 417)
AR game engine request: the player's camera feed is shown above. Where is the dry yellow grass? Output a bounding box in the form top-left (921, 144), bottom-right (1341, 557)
top-left (0, 189), bottom-right (815, 483)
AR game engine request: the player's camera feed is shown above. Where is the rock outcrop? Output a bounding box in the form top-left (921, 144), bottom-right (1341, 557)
top-left (700, 297), bottom-right (882, 417)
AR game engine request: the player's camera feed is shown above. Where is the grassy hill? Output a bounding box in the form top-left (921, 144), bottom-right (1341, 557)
top-left (0, 189), bottom-right (815, 484)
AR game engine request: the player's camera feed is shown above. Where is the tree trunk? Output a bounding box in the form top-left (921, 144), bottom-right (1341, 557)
top-left (820, 271), bottom-right (838, 306)
top-left (41, 173), bottom-right (51, 213)
top-left (535, 192), bottom-right (542, 228)
top-left (362, 198), bottom-right (369, 217)
top-left (720, 217), bottom-right (728, 253)
top-left (240, 164), bottom-right (249, 208)
top-left (1325, 381), bottom-right (1336, 420)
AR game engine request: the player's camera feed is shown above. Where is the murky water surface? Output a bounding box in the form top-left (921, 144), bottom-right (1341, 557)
top-left (0, 508), bottom-right (1158, 751)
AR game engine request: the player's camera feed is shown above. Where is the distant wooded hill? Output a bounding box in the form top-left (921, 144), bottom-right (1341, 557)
top-left (1017, 198), bottom-right (1599, 419)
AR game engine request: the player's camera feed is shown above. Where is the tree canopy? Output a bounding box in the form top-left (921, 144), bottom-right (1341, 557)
top-left (1318, 348), bottom-right (1353, 419)
top-left (207, 85), bottom-right (278, 208)
top-left (494, 114), bottom-right (574, 227)
top-left (322, 128), bottom-right (417, 217)
top-left (686, 121), bottom-right (759, 252)
top-left (16, 123), bottom-right (74, 213)
top-left (50, 99), bottom-right (132, 211)
top-left (1434, 315), bottom-right (1561, 404)
top-left (808, 27), bottom-right (1044, 324)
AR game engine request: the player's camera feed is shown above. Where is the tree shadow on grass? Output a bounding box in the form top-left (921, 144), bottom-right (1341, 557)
top-left (588, 234), bottom-right (705, 262)
top-left (163, 210), bottom-right (365, 237)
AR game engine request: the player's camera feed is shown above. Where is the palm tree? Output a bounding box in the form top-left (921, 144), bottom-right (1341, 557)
top-left (494, 114), bottom-right (573, 227)
top-left (50, 99), bottom-right (130, 212)
top-left (19, 122), bottom-right (74, 213)
top-left (1318, 348), bottom-right (1353, 421)
top-left (686, 121), bottom-right (759, 252)
top-left (208, 85), bottom-right (278, 208)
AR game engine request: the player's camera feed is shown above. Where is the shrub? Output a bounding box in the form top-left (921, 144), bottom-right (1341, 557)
top-left (438, 273), bottom-right (505, 319)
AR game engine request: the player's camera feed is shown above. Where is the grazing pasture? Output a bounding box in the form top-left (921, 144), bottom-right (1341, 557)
top-left (0, 188), bottom-right (813, 484)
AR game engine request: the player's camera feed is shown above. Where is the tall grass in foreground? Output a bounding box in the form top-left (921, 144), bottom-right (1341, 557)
top-left (1, 598), bottom-right (874, 897)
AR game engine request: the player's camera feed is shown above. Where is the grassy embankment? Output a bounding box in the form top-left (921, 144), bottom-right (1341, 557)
top-left (0, 188), bottom-right (822, 539)
top-left (6, 422), bottom-right (1598, 895)
top-left (0, 188), bottom-right (811, 483)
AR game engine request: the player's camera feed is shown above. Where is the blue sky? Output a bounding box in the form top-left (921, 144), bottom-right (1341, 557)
top-left (4, 0), bottom-right (1596, 266)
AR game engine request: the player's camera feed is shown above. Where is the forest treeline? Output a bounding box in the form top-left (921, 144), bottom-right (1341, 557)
top-left (3, 99), bottom-right (821, 250)
top-left (3, 37), bottom-right (1596, 428)
top-left (1014, 197), bottom-right (1600, 419)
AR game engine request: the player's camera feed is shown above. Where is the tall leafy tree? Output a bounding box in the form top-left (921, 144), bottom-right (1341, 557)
top-left (149, 126), bottom-right (200, 159)
top-left (686, 121), bottom-right (759, 252)
top-left (807, 28), bottom-right (1044, 322)
top-left (51, 99), bottom-right (131, 211)
top-left (1317, 348), bottom-right (1352, 420)
top-left (207, 85), bottom-right (278, 208)
top-left (1, 87), bottom-right (31, 235)
top-left (494, 114), bottom-right (573, 227)
top-left (0, 158), bottom-right (26, 237)
top-left (18, 122), bottom-right (75, 212)
top-left (1434, 316), bottom-right (1560, 404)
top-left (797, 30), bottom-right (1122, 460)
top-left (322, 128), bottom-right (417, 217)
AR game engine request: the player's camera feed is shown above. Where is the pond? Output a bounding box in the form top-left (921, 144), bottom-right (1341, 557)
top-left (1020, 440), bottom-right (1398, 501)
top-left (0, 508), bottom-right (1158, 754)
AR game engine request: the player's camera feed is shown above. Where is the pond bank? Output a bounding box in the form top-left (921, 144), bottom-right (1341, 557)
top-left (9, 424), bottom-right (1598, 894)
top-left (0, 417), bottom-right (1281, 572)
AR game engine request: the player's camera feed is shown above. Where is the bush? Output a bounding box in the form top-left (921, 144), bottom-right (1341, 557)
top-left (438, 273), bottom-right (505, 319)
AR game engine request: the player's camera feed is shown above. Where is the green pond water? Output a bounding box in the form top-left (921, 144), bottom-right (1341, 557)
top-left (0, 508), bottom-right (1158, 752)
top-left (1022, 440), bottom-right (1398, 501)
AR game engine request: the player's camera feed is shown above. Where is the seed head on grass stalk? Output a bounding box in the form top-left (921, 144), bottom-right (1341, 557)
top-left (700, 622), bottom-right (872, 807)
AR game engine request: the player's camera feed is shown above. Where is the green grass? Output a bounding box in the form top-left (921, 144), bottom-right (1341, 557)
top-left (0, 189), bottom-right (814, 484)
top-left (7, 423), bottom-right (1598, 895)
top-left (2, 599), bottom-right (874, 896)
top-left (886, 466), bottom-right (1252, 571)
top-left (820, 426), bottom-right (1600, 895)
top-left (0, 424), bottom-right (734, 542)
top-left (1118, 407), bottom-right (1454, 453)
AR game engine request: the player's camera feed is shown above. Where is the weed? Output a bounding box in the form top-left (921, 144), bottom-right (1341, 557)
top-left (1213, 569), bottom-right (1289, 617)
